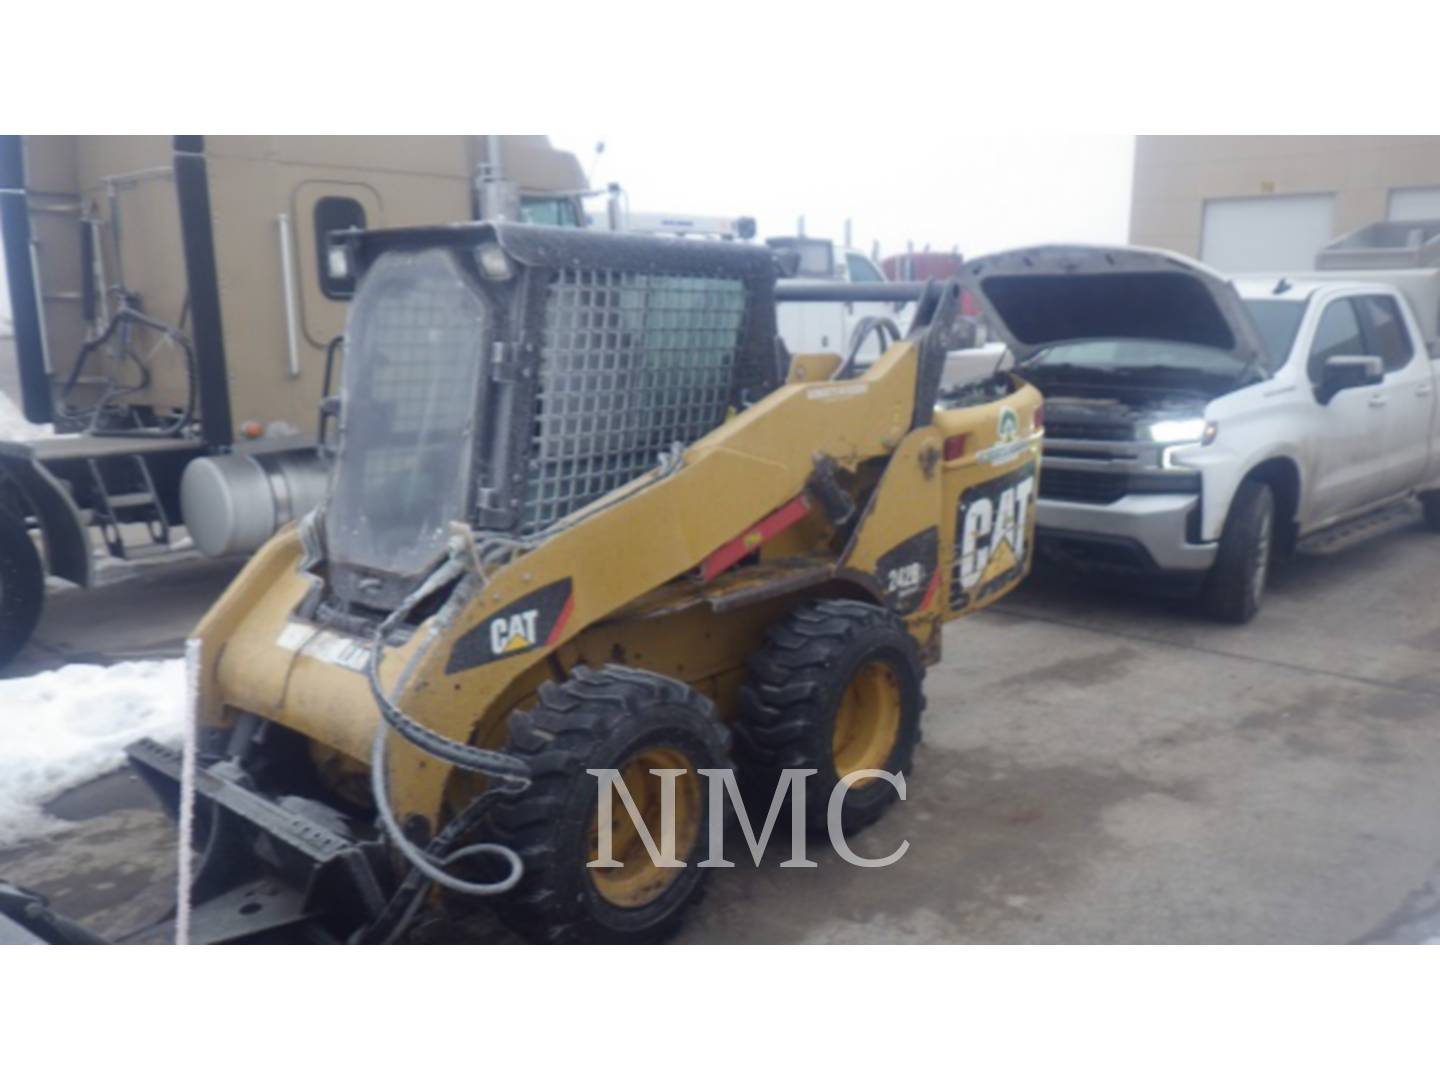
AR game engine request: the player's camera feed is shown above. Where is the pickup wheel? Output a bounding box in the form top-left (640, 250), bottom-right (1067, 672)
top-left (1200, 479), bottom-right (1274, 624)
top-left (0, 507), bottom-right (44, 668)
top-left (1419, 492), bottom-right (1440, 532)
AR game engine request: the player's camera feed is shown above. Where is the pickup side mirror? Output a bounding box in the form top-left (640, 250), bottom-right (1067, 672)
top-left (1318, 354), bottom-right (1384, 404)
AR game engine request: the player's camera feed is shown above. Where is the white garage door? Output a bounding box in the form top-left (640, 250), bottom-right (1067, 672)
top-left (1200, 194), bottom-right (1336, 273)
top-left (1388, 186), bottom-right (1440, 221)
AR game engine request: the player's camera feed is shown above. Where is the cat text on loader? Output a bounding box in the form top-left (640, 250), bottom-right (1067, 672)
top-left (125, 223), bottom-right (1043, 944)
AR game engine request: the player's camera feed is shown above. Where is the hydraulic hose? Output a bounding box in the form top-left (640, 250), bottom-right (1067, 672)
top-left (365, 541), bottom-right (532, 901)
top-left (61, 303), bottom-right (198, 437)
top-left (361, 439), bottom-right (692, 920)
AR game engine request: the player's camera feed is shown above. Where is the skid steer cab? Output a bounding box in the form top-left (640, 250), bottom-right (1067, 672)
top-left (125, 222), bottom-right (1042, 944)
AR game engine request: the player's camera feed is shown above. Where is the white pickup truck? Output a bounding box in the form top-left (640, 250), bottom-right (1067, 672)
top-left (766, 236), bottom-right (912, 361)
top-left (959, 233), bottom-right (1440, 622)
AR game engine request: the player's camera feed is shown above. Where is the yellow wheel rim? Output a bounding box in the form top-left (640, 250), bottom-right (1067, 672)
top-left (587, 748), bottom-right (701, 909)
top-left (831, 660), bottom-right (902, 786)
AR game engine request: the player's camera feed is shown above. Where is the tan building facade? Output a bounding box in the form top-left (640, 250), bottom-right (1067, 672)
top-left (1130, 136), bottom-right (1440, 272)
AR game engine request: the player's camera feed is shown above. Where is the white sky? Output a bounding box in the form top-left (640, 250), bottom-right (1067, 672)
top-left (0, 135), bottom-right (1135, 323)
top-left (558, 133), bottom-right (1135, 257)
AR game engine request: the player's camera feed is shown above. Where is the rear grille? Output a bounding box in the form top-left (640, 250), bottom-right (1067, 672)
top-left (523, 269), bottom-right (748, 533)
top-left (1039, 469), bottom-right (1128, 504)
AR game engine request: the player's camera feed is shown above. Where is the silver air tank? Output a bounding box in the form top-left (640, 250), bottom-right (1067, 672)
top-left (180, 447), bottom-right (331, 557)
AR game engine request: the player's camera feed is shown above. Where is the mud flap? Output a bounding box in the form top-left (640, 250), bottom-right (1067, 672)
top-left (0, 447), bottom-right (92, 587)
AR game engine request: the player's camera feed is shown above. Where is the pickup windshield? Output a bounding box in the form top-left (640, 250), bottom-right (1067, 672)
top-left (1244, 298), bottom-right (1307, 367)
top-left (1028, 297), bottom-right (1308, 377)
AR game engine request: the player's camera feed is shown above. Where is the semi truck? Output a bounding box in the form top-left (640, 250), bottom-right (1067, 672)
top-left (0, 135), bottom-right (591, 665)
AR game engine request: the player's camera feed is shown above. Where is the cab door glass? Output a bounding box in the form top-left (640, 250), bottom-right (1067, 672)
top-left (845, 253), bottom-right (885, 283)
top-left (1355, 295), bottom-right (1414, 373)
top-left (1307, 299), bottom-right (1364, 389)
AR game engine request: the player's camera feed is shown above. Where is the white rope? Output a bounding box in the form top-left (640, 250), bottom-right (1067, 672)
top-left (174, 637), bottom-right (201, 945)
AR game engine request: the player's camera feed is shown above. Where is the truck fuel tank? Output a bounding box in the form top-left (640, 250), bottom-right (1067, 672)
top-left (181, 446), bottom-right (330, 557)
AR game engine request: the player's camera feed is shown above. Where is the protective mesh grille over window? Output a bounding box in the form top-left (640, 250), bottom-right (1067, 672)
top-left (326, 249), bottom-right (485, 577)
top-left (523, 269), bottom-right (747, 533)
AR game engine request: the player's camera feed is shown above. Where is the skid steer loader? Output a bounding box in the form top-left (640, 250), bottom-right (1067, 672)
top-left (114, 222), bottom-right (1042, 944)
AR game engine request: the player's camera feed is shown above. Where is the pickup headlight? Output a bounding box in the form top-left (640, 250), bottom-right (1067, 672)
top-left (1149, 418), bottom-right (1218, 445)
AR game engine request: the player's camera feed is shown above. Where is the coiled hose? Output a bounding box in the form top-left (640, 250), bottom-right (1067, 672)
top-left (360, 442), bottom-right (690, 936)
top-left (365, 542), bottom-right (532, 908)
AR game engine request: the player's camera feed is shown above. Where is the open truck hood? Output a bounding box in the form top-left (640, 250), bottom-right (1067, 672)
top-left (958, 245), bottom-right (1274, 373)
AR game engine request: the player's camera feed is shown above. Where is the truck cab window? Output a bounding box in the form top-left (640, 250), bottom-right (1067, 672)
top-left (314, 196), bottom-right (367, 299)
top-left (1355, 295), bottom-right (1413, 372)
top-left (845, 253), bottom-right (885, 283)
top-left (1307, 299), bottom-right (1363, 387)
top-left (519, 197), bottom-right (579, 227)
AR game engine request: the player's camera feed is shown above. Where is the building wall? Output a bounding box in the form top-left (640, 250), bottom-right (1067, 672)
top-left (1129, 136), bottom-right (1440, 260)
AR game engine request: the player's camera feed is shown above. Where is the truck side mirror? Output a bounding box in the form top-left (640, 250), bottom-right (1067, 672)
top-left (1319, 355), bottom-right (1383, 404)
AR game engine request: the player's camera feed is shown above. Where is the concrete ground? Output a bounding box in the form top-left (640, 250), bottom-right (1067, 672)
top-left (3, 516), bottom-right (1440, 944)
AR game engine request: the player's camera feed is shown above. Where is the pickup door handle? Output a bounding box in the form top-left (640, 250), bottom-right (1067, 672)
top-left (1417, 384), bottom-right (1434, 398)
top-left (1369, 393), bottom-right (1388, 408)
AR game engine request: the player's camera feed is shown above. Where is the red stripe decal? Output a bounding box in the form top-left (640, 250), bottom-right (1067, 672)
top-left (700, 495), bottom-right (810, 582)
top-left (920, 566), bottom-right (942, 612)
top-left (546, 591), bottom-right (575, 646)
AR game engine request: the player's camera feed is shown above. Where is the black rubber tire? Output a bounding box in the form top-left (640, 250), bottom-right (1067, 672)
top-left (1200, 479), bottom-right (1275, 624)
top-left (1419, 492), bottom-right (1440, 532)
top-left (485, 664), bottom-right (731, 944)
top-left (735, 599), bottom-right (925, 836)
top-left (0, 507), bottom-right (43, 669)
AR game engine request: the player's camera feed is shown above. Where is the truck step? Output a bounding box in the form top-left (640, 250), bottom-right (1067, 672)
top-left (1296, 501), bottom-right (1418, 557)
top-left (104, 492), bottom-right (158, 510)
top-left (85, 452), bottom-right (172, 558)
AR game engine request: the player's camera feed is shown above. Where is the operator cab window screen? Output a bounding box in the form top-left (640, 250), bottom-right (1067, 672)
top-left (314, 196), bottom-right (368, 299)
top-left (525, 270), bottom-right (746, 534)
top-left (325, 248), bottom-right (486, 579)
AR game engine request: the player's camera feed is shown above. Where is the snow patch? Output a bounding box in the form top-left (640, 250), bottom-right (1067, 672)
top-left (0, 388), bottom-right (52, 441)
top-left (0, 660), bottom-right (185, 846)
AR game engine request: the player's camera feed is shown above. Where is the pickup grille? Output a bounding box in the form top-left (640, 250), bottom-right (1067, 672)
top-left (1044, 418), bottom-right (1136, 441)
top-left (1039, 470), bottom-right (1128, 504)
top-left (1039, 467), bottom-right (1200, 505)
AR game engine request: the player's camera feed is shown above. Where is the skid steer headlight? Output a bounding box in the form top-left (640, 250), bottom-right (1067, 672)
top-left (1149, 418), bottom-right (1217, 445)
